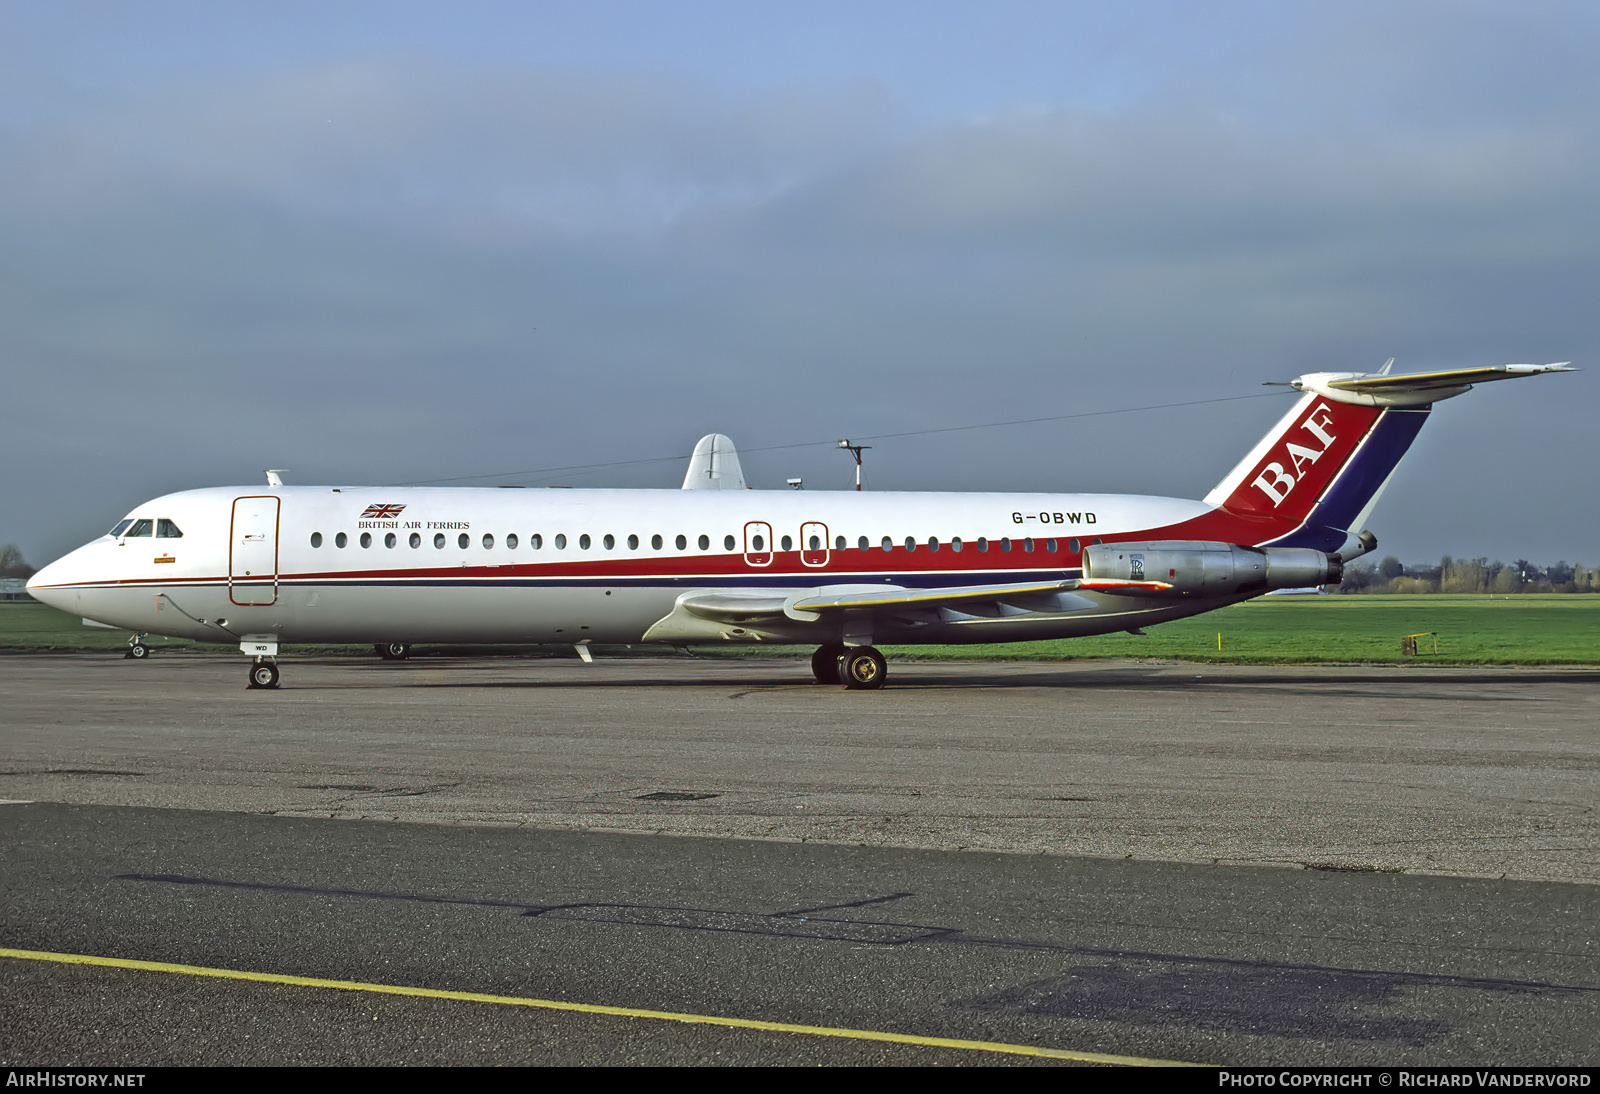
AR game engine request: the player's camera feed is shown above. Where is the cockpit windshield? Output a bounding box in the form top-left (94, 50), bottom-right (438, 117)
top-left (156, 519), bottom-right (183, 538)
top-left (110, 520), bottom-right (134, 538)
top-left (124, 519), bottom-right (154, 537)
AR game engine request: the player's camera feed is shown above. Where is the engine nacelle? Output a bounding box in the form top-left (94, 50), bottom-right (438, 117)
top-left (1082, 540), bottom-right (1341, 596)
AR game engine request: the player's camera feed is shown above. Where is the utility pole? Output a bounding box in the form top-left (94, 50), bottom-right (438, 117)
top-left (837, 439), bottom-right (871, 491)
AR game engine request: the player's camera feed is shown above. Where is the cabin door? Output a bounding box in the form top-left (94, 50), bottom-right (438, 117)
top-left (230, 495), bottom-right (280, 606)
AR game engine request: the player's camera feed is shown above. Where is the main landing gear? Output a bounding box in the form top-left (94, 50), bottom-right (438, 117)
top-left (376, 642), bottom-right (412, 661)
top-left (811, 643), bottom-right (888, 689)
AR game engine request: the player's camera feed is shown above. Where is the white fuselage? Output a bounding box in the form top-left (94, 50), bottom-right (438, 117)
top-left (29, 485), bottom-right (1236, 648)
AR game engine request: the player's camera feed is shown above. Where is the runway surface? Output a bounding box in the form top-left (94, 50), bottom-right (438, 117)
top-left (2, 652), bottom-right (1597, 1065)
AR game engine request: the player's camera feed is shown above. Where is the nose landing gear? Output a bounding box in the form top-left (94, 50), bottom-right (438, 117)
top-left (124, 634), bottom-right (151, 660)
top-left (376, 642), bottom-right (412, 661)
top-left (247, 659), bottom-right (280, 689)
top-left (240, 635), bottom-right (281, 690)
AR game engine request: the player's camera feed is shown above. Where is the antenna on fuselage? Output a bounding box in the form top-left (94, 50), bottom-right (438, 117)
top-left (265, 470), bottom-right (286, 487)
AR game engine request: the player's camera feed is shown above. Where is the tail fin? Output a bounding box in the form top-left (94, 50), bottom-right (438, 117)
top-left (1203, 362), bottom-right (1575, 552)
top-left (682, 434), bottom-right (748, 490)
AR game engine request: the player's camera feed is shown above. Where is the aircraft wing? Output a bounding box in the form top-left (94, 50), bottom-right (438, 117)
top-left (1325, 362), bottom-right (1574, 393)
top-left (676, 579), bottom-right (1088, 627)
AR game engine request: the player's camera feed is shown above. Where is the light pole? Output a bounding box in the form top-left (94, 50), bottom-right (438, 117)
top-left (837, 439), bottom-right (871, 491)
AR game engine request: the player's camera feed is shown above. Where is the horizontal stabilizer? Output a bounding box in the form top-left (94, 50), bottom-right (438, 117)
top-left (1293, 362), bottom-right (1575, 408)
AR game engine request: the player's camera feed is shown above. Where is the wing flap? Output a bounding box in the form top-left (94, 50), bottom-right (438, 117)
top-left (792, 579), bottom-right (1082, 614)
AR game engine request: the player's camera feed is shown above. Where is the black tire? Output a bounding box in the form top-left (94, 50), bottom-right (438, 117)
top-left (126, 644), bottom-right (150, 660)
top-left (247, 662), bottom-right (280, 689)
top-left (811, 644), bottom-right (845, 684)
top-left (839, 647), bottom-right (887, 690)
top-left (378, 642), bottom-right (412, 661)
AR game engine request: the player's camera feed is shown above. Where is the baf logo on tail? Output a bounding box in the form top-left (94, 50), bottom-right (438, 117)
top-left (1252, 402), bottom-right (1340, 507)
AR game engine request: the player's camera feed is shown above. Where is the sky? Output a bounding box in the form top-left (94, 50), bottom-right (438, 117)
top-left (3, 0), bottom-right (1596, 567)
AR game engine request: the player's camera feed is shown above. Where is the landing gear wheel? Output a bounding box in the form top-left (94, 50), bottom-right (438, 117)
top-left (811, 644), bottom-right (845, 684)
top-left (247, 661), bottom-right (280, 689)
top-left (838, 646), bottom-right (887, 690)
top-left (125, 643), bottom-right (150, 660)
top-left (376, 642), bottom-right (412, 661)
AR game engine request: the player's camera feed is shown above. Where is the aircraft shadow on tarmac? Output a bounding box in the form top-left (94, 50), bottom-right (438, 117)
top-left (323, 658), bottom-right (1600, 698)
top-left (115, 871), bottom-right (1592, 1047)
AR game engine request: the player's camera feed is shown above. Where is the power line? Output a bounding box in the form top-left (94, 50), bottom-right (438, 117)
top-left (393, 390), bottom-right (1289, 487)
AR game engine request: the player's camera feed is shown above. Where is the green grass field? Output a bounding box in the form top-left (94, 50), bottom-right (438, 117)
top-left (3, 594), bottom-right (1595, 664)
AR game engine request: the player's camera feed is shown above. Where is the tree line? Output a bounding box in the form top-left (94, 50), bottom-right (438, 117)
top-left (0, 544), bottom-right (34, 579)
top-left (1339, 556), bottom-right (1599, 594)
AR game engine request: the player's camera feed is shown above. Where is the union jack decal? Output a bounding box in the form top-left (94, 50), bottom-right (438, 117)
top-left (361, 504), bottom-right (406, 518)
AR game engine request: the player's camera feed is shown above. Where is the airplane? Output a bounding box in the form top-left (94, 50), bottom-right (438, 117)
top-left (26, 362), bottom-right (1575, 690)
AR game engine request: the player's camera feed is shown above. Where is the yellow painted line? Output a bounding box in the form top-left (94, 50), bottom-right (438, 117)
top-left (1, 946), bottom-right (1202, 1066)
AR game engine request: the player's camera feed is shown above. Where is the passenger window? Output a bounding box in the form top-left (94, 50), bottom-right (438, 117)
top-left (904, 537), bottom-right (916, 551)
top-left (652, 534), bottom-right (664, 550)
top-left (110, 520), bottom-right (134, 538)
top-left (1000, 537), bottom-right (1012, 553)
top-left (1091, 537), bottom-right (1103, 546)
top-left (434, 533), bottom-right (446, 548)
top-left (724, 535), bottom-right (736, 551)
top-left (335, 532), bottom-right (348, 548)
top-left (752, 534), bottom-right (765, 551)
top-left (1045, 539), bottom-right (1057, 553)
top-left (483, 534), bottom-right (495, 549)
top-left (531, 534), bottom-right (543, 549)
top-left (360, 532), bottom-right (372, 548)
top-left (574, 534), bottom-right (588, 549)
top-left (411, 533), bottom-right (422, 548)
top-left (809, 536), bottom-right (821, 550)
top-left (555, 534), bottom-right (567, 549)
top-left (698, 534), bottom-right (710, 551)
top-left (1024, 538), bottom-right (1035, 553)
top-left (385, 533), bottom-right (397, 548)
top-left (310, 532), bottom-right (323, 547)
top-left (126, 519), bottom-right (153, 537)
top-left (675, 534), bottom-right (687, 550)
top-left (628, 534), bottom-right (639, 550)
top-left (507, 533), bottom-right (518, 549)
top-left (1069, 538), bottom-right (1080, 553)
top-left (928, 537), bottom-right (940, 552)
top-left (857, 536), bottom-right (868, 550)
top-left (838, 536), bottom-right (848, 551)
top-left (952, 537), bottom-right (963, 552)
top-left (780, 535), bottom-right (793, 551)
top-left (977, 537), bottom-right (988, 552)
top-left (882, 537), bottom-right (893, 551)
top-left (156, 519), bottom-right (183, 538)
top-left (604, 534), bottom-right (615, 550)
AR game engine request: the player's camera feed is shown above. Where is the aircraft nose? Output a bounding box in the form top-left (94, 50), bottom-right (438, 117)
top-left (26, 555), bottom-right (79, 613)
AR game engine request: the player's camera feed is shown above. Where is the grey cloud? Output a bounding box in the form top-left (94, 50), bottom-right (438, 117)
top-left (9, 60), bottom-right (895, 237)
top-left (2, 51), bottom-right (1595, 567)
